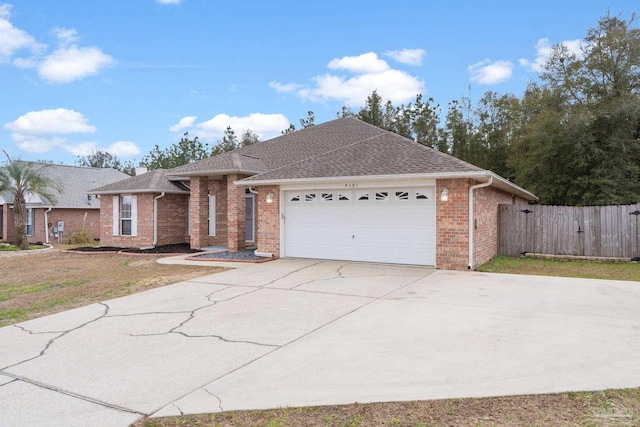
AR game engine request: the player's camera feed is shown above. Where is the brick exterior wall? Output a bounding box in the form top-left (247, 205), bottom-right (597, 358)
top-left (2, 204), bottom-right (103, 244)
top-left (100, 193), bottom-right (188, 248)
top-left (255, 185), bottom-right (280, 257)
top-left (48, 208), bottom-right (101, 243)
top-left (473, 186), bottom-right (526, 267)
top-left (155, 193), bottom-right (189, 246)
top-left (436, 179), bottom-right (471, 270)
top-left (226, 174), bottom-right (246, 251)
top-left (208, 177), bottom-right (228, 246)
top-left (189, 176), bottom-right (209, 249)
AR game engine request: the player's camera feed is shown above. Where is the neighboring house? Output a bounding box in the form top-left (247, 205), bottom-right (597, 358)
top-left (91, 118), bottom-right (537, 270)
top-left (0, 163), bottom-right (129, 244)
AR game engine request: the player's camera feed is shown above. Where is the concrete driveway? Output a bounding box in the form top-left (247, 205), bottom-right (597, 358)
top-left (1, 259), bottom-right (639, 426)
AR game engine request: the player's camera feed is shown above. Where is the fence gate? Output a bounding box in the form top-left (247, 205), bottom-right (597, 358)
top-left (498, 204), bottom-right (640, 259)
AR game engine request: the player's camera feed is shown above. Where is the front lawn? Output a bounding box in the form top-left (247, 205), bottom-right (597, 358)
top-left (0, 247), bottom-right (223, 326)
top-left (0, 243), bottom-right (48, 251)
top-left (477, 255), bottom-right (640, 281)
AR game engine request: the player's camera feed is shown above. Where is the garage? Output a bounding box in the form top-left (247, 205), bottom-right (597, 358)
top-left (283, 186), bottom-right (436, 265)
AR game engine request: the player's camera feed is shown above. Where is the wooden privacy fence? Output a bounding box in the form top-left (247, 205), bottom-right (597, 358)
top-left (498, 204), bottom-right (640, 259)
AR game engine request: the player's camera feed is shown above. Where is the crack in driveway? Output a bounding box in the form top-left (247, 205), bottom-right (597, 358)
top-left (1, 303), bottom-right (110, 371)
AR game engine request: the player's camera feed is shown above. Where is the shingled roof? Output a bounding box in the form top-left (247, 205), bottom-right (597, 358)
top-left (106, 117), bottom-right (534, 200)
top-left (168, 117), bottom-right (476, 177)
top-left (1, 162), bottom-right (129, 208)
top-left (90, 169), bottom-right (189, 195)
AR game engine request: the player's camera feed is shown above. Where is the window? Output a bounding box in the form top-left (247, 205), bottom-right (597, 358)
top-left (375, 191), bottom-right (389, 200)
top-left (357, 193), bottom-right (370, 201)
top-left (416, 192), bottom-right (429, 200)
top-left (305, 193), bottom-right (316, 202)
top-left (395, 191), bottom-right (409, 200)
top-left (112, 195), bottom-right (137, 236)
top-left (121, 196), bottom-right (133, 235)
top-left (338, 194), bottom-right (350, 201)
top-left (322, 193), bottom-right (333, 201)
top-left (290, 195), bottom-right (300, 202)
top-left (26, 209), bottom-right (34, 236)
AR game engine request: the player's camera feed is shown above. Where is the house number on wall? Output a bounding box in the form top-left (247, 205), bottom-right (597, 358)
top-left (344, 183), bottom-right (358, 188)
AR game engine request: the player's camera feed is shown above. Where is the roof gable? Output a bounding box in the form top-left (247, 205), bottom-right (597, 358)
top-left (89, 169), bottom-right (190, 194)
top-left (1, 162), bottom-right (130, 208)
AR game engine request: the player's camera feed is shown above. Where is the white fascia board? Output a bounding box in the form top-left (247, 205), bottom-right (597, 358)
top-left (91, 189), bottom-right (189, 195)
top-left (166, 169), bottom-right (262, 177)
top-left (236, 171), bottom-right (538, 201)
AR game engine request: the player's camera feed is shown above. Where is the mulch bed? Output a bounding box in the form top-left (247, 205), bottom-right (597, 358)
top-left (187, 249), bottom-right (273, 263)
top-left (67, 244), bottom-right (200, 255)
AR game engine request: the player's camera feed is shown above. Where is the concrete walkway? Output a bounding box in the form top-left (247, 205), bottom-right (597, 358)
top-left (0, 259), bottom-right (639, 426)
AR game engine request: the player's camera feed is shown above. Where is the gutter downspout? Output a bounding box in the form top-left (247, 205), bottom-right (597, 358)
top-left (152, 192), bottom-right (166, 247)
top-left (468, 176), bottom-right (493, 270)
top-left (44, 207), bottom-right (52, 244)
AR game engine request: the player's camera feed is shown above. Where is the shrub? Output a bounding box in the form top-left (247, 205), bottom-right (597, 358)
top-left (66, 229), bottom-right (92, 245)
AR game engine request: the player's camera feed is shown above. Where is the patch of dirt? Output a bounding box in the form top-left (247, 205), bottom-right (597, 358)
top-left (0, 248), bottom-right (223, 326)
top-left (135, 389), bottom-right (640, 427)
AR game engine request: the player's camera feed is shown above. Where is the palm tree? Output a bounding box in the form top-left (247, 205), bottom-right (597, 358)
top-left (0, 151), bottom-right (61, 250)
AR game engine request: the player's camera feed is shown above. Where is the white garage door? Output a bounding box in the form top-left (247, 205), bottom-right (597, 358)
top-left (284, 187), bottom-right (436, 265)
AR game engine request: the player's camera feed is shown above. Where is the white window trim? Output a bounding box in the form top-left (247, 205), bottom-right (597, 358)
top-left (114, 195), bottom-right (137, 237)
top-left (26, 208), bottom-right (34, 236)
top-left (112, 196), bottom-right (119, 236)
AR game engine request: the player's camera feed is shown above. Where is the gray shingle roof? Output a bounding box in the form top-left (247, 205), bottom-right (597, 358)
top-left (89, 169), bottom-right (190, 194)
top-left (169, 118), bottom-right (481, 180)
top-left (1, 162), bottom-right (130, 208)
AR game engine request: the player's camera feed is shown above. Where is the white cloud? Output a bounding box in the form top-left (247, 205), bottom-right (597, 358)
top-left (384, 48), bottom-right (426, 66)
top-left (271, 51), bottom-right (424, 106)
top-left (52, 27), bottom-right (79, 46)
top-left (0, 4), bottom-right (45, 62)
top-left (61, 140), bottom-right (141, 157)
top-left (38, 45), bottom-right (114, 83)
top-left (328, 52), bottom-right (390, 74)
top-left (268, 81), bottom-right (302, 93)
top-left (5, 108), bottom-right (96, 135)
top-left (468, 59), bottom-right (513, 85)
top-left (5, 107), bottom-right (139, 157)
top-left (169, 116), bottom-right (197, 132)
top-left (175, 113), bottom-right (290, 141)
top-left (63, 141), bottom-right (99, 156)
top-left (0, 5), bottom-right (113, 83)
top-left (12, 134), bottom-right (67, 154)
top-left (6, 108), bottom-right (92, 155)
top-left (106, 140), bottom-right (140, 157)
top-left (519, 37), bottom-right (585, 73)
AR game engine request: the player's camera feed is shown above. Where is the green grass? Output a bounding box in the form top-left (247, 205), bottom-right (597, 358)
top-left (0, 244), bottom-right (48, 251)
top-left (477, 255), bottom-right (640, 281)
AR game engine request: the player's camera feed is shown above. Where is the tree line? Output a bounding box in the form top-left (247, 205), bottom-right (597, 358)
top-left (77, 12), bottom-right (640, 206)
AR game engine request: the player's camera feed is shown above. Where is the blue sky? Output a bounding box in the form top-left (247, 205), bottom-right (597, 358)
top-left (1, 0), bottom-right (636, 165)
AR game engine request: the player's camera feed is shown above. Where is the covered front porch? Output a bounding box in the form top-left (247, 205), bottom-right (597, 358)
top-left (187, 174), bottom-right (259, 253)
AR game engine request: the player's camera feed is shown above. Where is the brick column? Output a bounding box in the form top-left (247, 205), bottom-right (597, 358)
top-left (256, 185), bottom-right (280, 257)
top-left (436, 179), bottom-right (470, 270)
top-left (226, 174), bottom-right (245, 252)
top-left (190, 176), bottom-right (209, 249)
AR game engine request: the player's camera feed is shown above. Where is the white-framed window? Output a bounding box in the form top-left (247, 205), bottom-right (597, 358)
top-left (112, 195), bottom-right (137, 236)
top-left (26, 208), bottom-right (34, 236)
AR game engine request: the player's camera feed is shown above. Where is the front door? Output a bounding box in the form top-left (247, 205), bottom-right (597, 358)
top-left (245, 194), bottom-right (255, 242)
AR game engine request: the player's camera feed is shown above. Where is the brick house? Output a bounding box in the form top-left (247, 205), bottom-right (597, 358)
top-left (0, 163), bottom-right (129, 244)
top-left (91, 118), bottom-right (537, 269)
